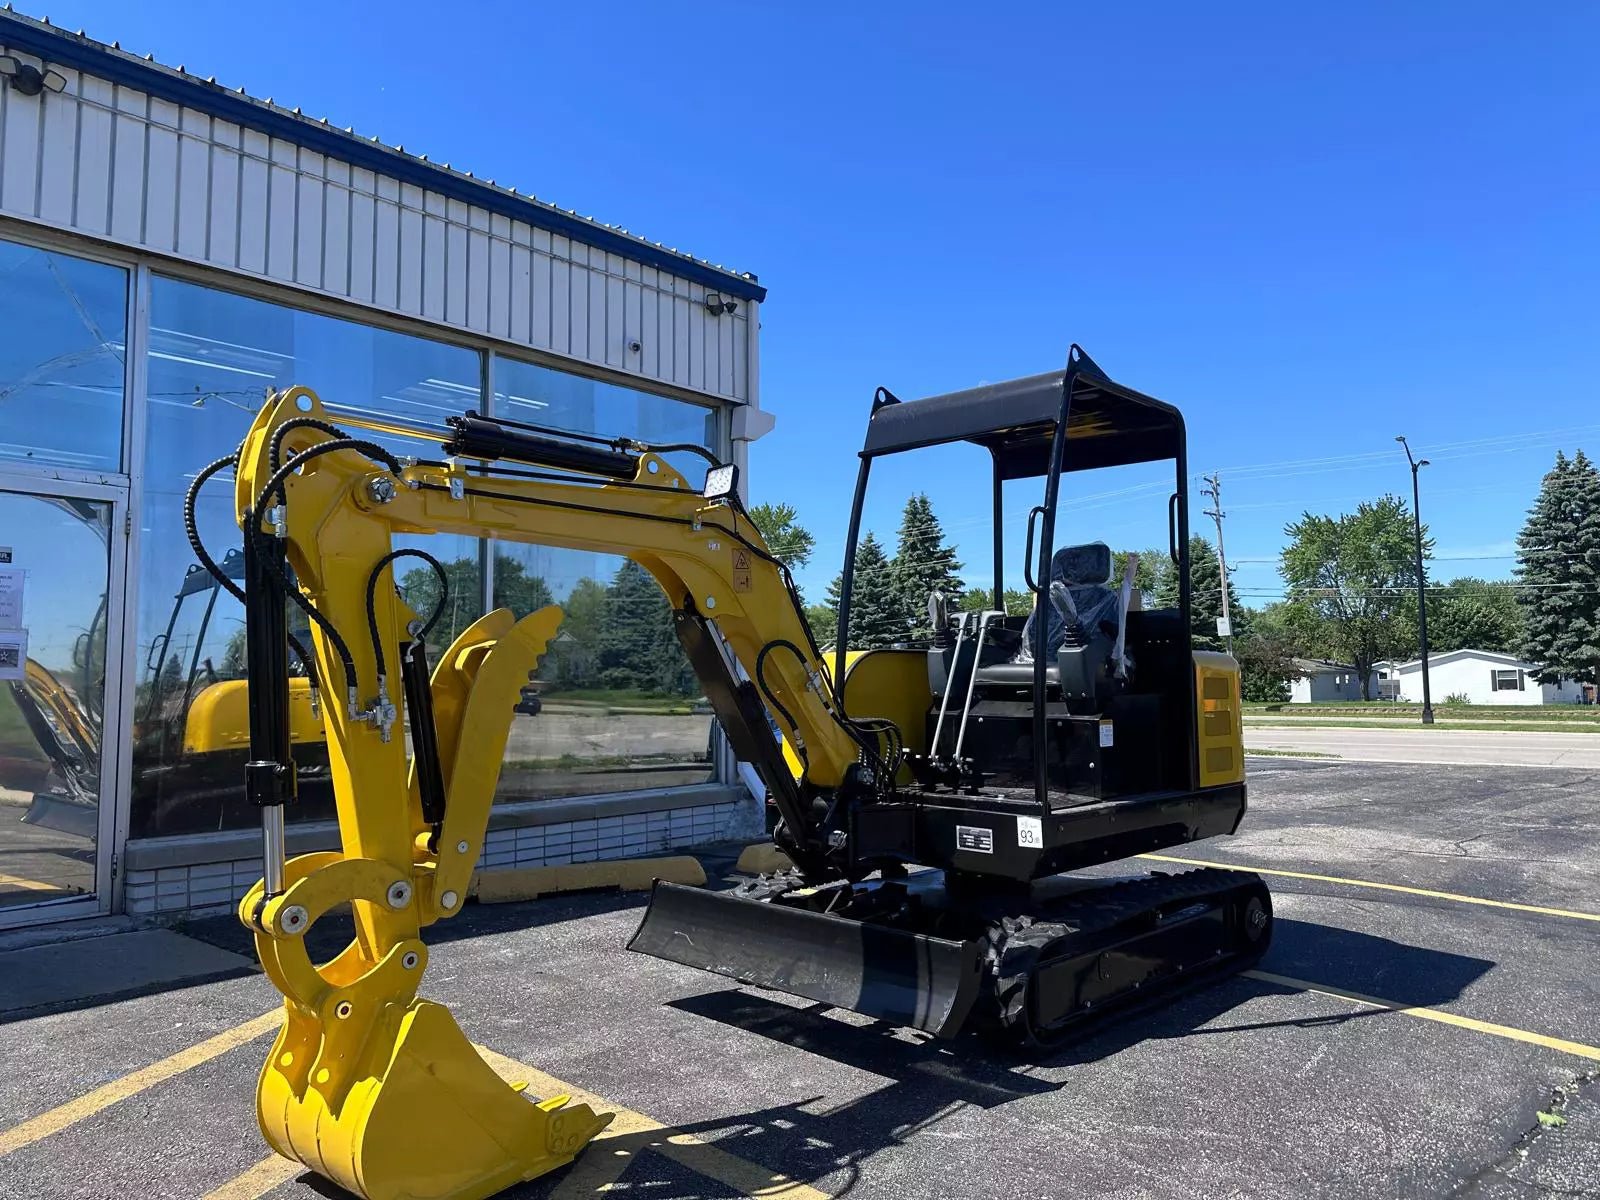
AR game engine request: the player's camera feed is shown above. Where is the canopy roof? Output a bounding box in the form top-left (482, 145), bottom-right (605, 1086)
top-left (859, 348), bottom-right (1185, 479)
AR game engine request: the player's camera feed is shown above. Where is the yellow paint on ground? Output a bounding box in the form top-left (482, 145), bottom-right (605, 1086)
top-left (1140, 853), bottom-right (1600, 924)
top-left (1246, 970), bottom-right (1600, 1062)
top-left (0, 870), bottom-right (62, 892)
top-left (200, 1154), bottom-right (302, 1199)
top-left (0, 1010), bottom-right (282, 1157)
top-left (476, 1045), bottom-right (830, 1200)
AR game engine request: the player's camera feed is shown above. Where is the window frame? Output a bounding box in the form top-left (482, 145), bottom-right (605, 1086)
top-left (1491, 668), bottom-right (1524, 692)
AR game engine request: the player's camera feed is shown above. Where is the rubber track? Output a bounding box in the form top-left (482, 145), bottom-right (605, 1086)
top-left (981, 867), bottom-right (1266, 1044)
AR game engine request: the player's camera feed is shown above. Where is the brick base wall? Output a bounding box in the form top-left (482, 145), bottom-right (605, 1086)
top-left (124, 792), bottom-right (758, 919)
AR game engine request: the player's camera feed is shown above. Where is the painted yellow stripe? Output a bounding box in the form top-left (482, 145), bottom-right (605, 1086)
top-left (1140, 853), bottom-right (1600, 923)
top-left (200, 1154), bottom-right (301, 1200)
top-left (476, 1045), bottom-right (829, 1200)
top-left (1246, 970), bottom-right (1600, 1061)
top-left (0, 1010), bottom-right (282, 1156)
top-left (0, 870), bottom-right (62, 892)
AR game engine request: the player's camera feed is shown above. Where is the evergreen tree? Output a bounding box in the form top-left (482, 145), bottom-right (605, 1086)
top-left (1155, 536), bottom-right (1239, 651)
top-left (839, 533), bottom-right (904, 650)
top-left (889, 494), bottom-right (964, 640)
top-left (596, 560), bottom-right (695, 695)
top-left (1517, 451), bottom-right (1600, 685)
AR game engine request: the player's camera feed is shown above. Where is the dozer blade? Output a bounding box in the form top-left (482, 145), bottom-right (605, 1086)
top-left (628, 881), bottom-right (982, 1037)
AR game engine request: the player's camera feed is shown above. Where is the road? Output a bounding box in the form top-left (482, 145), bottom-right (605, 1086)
top-left (1245, 724), bottom-right (1600, 767)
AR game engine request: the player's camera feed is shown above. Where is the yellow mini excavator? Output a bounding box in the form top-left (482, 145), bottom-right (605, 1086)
top-left (212, 345), bottom-right (1269, 1200)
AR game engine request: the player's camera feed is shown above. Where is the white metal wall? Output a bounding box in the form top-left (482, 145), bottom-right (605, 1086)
top-left (0, 44), bottom-right (755, 403)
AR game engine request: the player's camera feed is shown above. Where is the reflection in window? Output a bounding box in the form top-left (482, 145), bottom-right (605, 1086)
top-left (0, 494), bottom-right (111, 907)
top-left (0, 238), bottom-right (127, 471)
top-left (131, 277), bottom-right (483, 838)
top-left (494, 355), bottom-right (719, 484)
top-left (490, 358), bottom-right (719, 803)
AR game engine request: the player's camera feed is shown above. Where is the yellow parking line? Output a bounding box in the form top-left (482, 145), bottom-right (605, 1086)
top-left (1246, 970), bottom-right (1600, 1061)
top-left (200, 1154), bottom-right (301, 1199)
top-left (0, 869), bottom-right (61, 892)
top-left (475, 1045), bottom-right (830, 1200)
top-left (1140, 853), bottom-right (1600, 923)
top-left (0, 1010), bottom-right (282, 1156)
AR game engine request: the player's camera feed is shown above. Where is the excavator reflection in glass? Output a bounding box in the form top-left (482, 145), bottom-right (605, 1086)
top-left (208, 345), bottom-right (1269, 1200)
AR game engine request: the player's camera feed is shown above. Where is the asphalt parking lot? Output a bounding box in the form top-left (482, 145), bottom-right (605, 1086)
top-left (2, 756), bottom-right (1599, 1199)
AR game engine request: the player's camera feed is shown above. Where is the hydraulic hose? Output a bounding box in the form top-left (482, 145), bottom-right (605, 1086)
top-left (185, 450), bottom-right (319, 692)
top-left (364, 548), bottom-right (450, 688)
top-left (246, 437), bottom-right (403, 711)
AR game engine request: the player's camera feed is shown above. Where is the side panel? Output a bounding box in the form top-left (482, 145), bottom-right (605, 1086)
top-left (1194, 651), bottom-right (1245, 787)
top-left (840, 648), bottom-right (932, 768)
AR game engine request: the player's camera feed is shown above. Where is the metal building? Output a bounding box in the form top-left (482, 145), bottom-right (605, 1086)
top-left (0, 10), bottom-right (773, 927)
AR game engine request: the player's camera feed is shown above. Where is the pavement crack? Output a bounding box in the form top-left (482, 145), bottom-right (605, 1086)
top-left (1450, 1070), bottom-right (1600, 1198)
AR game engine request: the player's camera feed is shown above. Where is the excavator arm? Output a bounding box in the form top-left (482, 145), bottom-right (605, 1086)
top-left (220, 387), bottom-right (892, 1200)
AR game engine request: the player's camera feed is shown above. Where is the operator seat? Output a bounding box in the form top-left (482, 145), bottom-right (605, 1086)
top-left (1019, 542), bottom-right (1121, 662)
top-left (969, 542), bottom-right (1128, 707)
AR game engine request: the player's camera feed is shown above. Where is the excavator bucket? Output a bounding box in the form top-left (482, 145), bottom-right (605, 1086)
top-left (628, 882), bottom-right (983, 1037)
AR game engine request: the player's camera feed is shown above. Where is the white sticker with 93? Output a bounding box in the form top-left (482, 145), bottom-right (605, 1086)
top-left (1016, 816), bottom-right (1044, 849)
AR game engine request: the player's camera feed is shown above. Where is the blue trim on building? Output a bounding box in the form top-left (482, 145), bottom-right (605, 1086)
top-left (0, 13), bottom-right (766, 303)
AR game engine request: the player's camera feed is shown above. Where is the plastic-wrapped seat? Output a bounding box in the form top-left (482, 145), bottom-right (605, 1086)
top-left (973, 543), bottom-right (1121, 696)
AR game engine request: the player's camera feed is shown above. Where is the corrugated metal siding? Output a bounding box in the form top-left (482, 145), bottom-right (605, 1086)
top-left (0, 51), bottom-right (752, 402)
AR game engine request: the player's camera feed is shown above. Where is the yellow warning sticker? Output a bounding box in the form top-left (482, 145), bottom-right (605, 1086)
top-left (732, 547), bottom-right (752, 593)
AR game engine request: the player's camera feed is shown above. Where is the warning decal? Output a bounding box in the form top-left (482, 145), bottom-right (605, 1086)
top-left (732, 547), bottom-right (753, 593)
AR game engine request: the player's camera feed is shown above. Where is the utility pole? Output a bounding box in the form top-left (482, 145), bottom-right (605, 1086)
top-left (1396, 436), bottom-right (1434, 725)
top-left (1199, 472), bottom-right (1234, 657)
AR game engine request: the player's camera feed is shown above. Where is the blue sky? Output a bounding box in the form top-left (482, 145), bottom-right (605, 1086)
top-left (44, 0), bottom-right (1600, 605)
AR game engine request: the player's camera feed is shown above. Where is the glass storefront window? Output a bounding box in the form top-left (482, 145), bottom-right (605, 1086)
top-left (132, 277), bottom-right (482, 838)
top-left (0, 238), bottom-right (127, 472)
top-left (490, 358), bottom-right (719, 803)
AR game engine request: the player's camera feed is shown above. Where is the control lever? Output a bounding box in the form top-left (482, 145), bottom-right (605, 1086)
top-left (1048, 580), bottom-right (1077, 624)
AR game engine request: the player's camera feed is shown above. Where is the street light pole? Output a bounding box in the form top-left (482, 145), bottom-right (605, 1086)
top-left (1396, 436), bottom-right (1434, 725)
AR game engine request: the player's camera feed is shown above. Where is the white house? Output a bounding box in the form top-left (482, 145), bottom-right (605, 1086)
top-left (1375, 650), bottom-right (1589, 706)
top-left (1288, 659), bottom-right (1365, 703)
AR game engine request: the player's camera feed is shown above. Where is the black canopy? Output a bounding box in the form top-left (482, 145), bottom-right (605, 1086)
top-left (859, 351), bottom-right (1184, 479)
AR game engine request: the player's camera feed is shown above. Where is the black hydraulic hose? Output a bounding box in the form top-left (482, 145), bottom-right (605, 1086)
top-left (755, 643), bottom-right (806, 739)
top-left (186, 454), bottom-right (247, 604)
top-left (247, 438), bottom-right (403, 708)
top-left (268, 417), bottom-right (349, 500)
top-left (638, 441), bottom-right (720, 466)
top-left (364, 549), bottom-right (449, 688)
top-left (185, 450), bottom-right (319, 692)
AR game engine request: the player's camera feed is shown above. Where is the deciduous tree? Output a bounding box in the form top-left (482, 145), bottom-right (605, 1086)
top-left (1279, 496), bottom-right (1424, 699)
